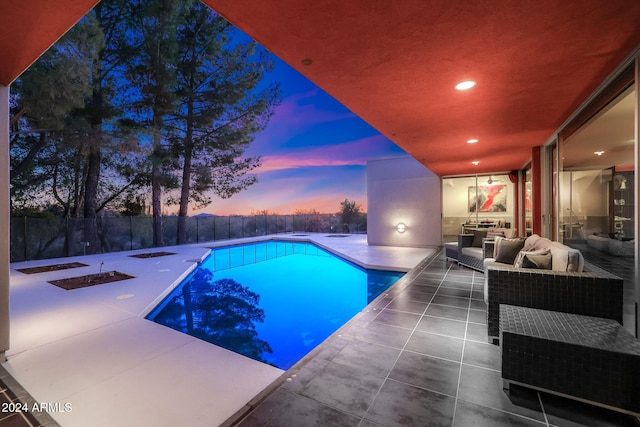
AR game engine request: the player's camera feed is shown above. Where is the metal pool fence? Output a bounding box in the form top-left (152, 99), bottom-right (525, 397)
top-left (10, 214), bottom-right (367, 262)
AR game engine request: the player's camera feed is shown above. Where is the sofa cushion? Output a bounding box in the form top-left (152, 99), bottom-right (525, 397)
top-left (522, 234), bottom-right (542, 251)
top-left (493, 237), bottom-right (526, 264)
top-left (472, 230), bottom-right (487, 247)
top-left (549, 241), bottom-right (584, 272)
top-left (461, 246), bottom-right (484, 259)
top-left (520, 249), bottom-right (552, 270)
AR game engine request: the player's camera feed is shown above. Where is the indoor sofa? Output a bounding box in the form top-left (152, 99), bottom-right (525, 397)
top-left (586, 233), bottom-right (634, 257)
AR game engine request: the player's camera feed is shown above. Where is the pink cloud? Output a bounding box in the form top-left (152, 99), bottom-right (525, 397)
top-left (255, 134), bottom-right (390, 173)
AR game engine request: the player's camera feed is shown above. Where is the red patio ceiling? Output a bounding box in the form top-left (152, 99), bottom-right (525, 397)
top-left (2, 1), bottom-right (640, 176)
top-left (0, 0), bottom-right (99, 86)
top-left (203, 0), bottom-right (640, 176)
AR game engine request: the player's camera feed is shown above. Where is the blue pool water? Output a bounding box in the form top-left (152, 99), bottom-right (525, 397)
top-left (147, 240), bottom-right (404, 369)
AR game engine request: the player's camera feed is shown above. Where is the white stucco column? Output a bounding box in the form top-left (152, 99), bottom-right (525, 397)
top-left (367, 156), bottom-right (442, 247)
top-left (0, 85), bottom-right (9, 361)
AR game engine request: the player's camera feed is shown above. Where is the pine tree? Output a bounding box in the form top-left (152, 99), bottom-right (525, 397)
top-left (10, 13), bottom-right (99, 205)
top-left (126, 0), bottom-right (189, 246)
top-left (12, 2), bottom-right (148, 255)
top-left (80, 0), bottom-right (138, 253)
top-left (169, 4), bottom-right (280, 244)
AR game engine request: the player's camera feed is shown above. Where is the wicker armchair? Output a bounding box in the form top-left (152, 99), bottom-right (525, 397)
top-left (458, 234), bottom-right (495, 271)
top-left (486, 261), bottom-right (623, 342)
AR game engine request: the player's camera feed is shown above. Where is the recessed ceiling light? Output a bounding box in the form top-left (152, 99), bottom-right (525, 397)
top-left (472, 161), bottom-right (480, 165)
top-left (467, 139), bottom-right (478, 144)
top-left (455, 80), bottom-right (476, 90)
top-left (594, 151), bottom-right (604, 156)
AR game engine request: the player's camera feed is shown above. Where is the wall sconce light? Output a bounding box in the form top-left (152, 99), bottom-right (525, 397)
top-left (396, 223), bottom-right (407, 233)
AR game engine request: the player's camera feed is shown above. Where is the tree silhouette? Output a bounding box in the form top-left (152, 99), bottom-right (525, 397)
top-left (153, 268), bottom-right (272, 362)
top-left (339, 199), bottom-right (362, 232)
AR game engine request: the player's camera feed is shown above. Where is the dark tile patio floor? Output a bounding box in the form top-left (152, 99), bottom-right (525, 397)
top-left (230, 250), bottom-right (640, 427)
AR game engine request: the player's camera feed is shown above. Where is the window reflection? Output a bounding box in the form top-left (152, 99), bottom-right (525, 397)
top-left (558, 87), bottom-right (635, 250)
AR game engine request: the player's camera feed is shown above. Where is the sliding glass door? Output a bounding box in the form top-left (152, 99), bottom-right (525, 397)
top-left (557, 86), bottom-right (635, 247)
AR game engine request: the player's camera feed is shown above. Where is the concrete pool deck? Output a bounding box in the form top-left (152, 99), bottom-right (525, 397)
top-left (3, 234), bottom-right (435, 426)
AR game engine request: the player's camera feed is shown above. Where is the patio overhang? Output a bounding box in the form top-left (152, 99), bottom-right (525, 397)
top-left (1, 1), bottom-right (640, 175)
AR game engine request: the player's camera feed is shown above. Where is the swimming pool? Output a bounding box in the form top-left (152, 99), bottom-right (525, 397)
top-left (147, 240), bottom-right (404, 370)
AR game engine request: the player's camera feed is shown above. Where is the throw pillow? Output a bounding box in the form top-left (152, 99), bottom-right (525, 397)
top-left (494, 237), bottom-right (526, 264)
top-left (514, 248), bottom-right (550, 268)
top-left (521, 249), bottom-right (552, 270)
top-left (472, 230), bottom-right (487, 247)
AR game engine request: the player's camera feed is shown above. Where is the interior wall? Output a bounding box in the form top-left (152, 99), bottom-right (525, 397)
top-left (442, 175), bottom-right (515, 237)
top-left (367, 156), bottom-right (441, 247)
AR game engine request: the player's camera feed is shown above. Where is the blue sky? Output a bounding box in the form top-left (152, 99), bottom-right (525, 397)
top-left (200, 54), bottom-right (407, 215)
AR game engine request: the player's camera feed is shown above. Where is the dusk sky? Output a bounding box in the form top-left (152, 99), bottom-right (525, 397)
top-left (198, 51), bottom-right (408, 215)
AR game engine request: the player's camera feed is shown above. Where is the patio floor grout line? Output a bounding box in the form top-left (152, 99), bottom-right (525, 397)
top-left (450, 267), bottom-right (475, 427)
top-left (357, 250), bottom-right (449, 426)
top-left (454, 395), bottom-right (551, 426)
top-left (538, 391), bottom-right (551, 427)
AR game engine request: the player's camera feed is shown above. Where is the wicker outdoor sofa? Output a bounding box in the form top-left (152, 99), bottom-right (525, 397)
top-left (484, 235), bottom-right (624, 342)
top-left (457, 228), bottom-right (516, 271)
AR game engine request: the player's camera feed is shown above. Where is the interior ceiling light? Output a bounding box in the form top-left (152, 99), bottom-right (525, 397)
top-left (472, 161), bottom-right (480, 165)
top-left (455, 80), bottom-right (476, 90)
top-left (594, 151), bottom-right (604, 156)
top-left (467, 139), bottom-right (478, 144)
